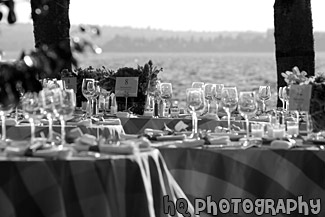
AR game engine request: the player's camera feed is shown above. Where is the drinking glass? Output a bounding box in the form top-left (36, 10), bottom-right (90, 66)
top-left (258, 85), bottom-right (271, 113)
top-left (160, 82), bottom-right (173, 108)
top-left (278, 86), bottom-right (285, 111)
top-left (204, 83), bottom-right (215, 114)
top-left (282, 86), bottom-right (290, 111)
top-left (238, 91), bottom-right (258, 139)
top-left (221, 87), bottom-right (238, 132)
top-left (191, 82), bottom-right (205, 90)
top-left (82, 78), bottom-right (95, 118)
top-left (213, 84), bottom-right (224, 114)
top-left (39, 88), bottom-right (57, 142)
top-left (0, 84), bottom-right (17, 142)
top-left (186, 88), bottom-right (205, 138)
top-left (91, 81), bottom-right (101, 115)
top-left (54, 89), bottom-right (76, 146)
top-left (22, 92), bottom-right (44, 144)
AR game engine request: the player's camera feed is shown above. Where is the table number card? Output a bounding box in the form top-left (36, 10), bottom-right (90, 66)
top-left (288, 84), bottom-right (312, 112)
top-left (115, 77), bottom-right (139, 97)
top-left (62, 77), bottom-right (77, 92)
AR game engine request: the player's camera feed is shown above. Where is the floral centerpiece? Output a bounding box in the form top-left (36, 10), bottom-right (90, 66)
top-left (99, 60), bottom-right (162, 115)
top-left (61, 66), bottom-right (113, 107)
top-left (282, 66), bottom-right (325, 132)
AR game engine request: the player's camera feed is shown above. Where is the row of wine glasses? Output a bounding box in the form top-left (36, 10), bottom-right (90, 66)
top-left (22, 88), bottom-right (76, 146)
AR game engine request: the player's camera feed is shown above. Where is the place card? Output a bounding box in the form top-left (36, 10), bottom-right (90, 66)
top-left (288, 84), bottom-right (312, 112)
top-left (115, 77), bottom-right (139, 97)
top-left (62, 77), bottom-right (77, 92)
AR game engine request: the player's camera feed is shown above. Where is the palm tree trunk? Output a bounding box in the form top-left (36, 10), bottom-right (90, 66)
top-left (274, 0), bottom-right (315, 107)
top-left (30, 0), bottom-right (72, 77)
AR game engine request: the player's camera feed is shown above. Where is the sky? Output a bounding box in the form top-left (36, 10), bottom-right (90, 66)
top-left (12, 0), bottom-right (325, 32)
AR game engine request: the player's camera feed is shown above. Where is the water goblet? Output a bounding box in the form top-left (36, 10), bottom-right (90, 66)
top-left (53, 89), bottom-right (76, 146)
top-left (238, 91), bottom-right (258, 140)
top-left (213, 84), bottom-right (224, 114)
top-left (90, 81), bottom-right (101, 115)
top-left (278, 86), bottom-right (285, 111)
top-left (22, 92), bottom-right (44, 144)
top-left (258, 85), bottom-right (271, 114)
top-left (39, 88), bottom-right (57, 142)
top-left (282, 86), bottom-right (290, 111)
top-left (82, 78), bottom-right (95, 118)
top-left (160, 82), bottom-right (173, 111)
top-left (221, 87), bottom-right (238, 132)
top-left (204, 83), bottom-right (215, 114)
top-left (186, 88), bottom-right (205, 138)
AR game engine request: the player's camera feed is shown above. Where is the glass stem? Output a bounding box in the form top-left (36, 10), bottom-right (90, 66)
top-left (282, 100), bottom-right (285, 111)
top-left (48, 115), bottom-right (53, 141)
top-left (1, 115), bottom-right (6, 141)
top-left (286, 100), bottom-right (289, 111)
top-left (207, 101), bottom-right (211, 113)
top-left (30, 118), bottom-right (35, 144)
top-left (226, 109), bottom-right (231, 132)
top-left (192, 111), bottom-right (198, 135)
top-left (245, 115), bottom-right (249, 138)
top-left (60, 117), bottom-right (66, 147)
top-left (215, 101), bottom-right (219, 114)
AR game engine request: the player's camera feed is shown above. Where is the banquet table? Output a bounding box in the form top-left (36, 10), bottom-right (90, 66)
top-left (0, 149), bottom-right (195, 217)
top-left (160, 147), bottom-right (324, 217)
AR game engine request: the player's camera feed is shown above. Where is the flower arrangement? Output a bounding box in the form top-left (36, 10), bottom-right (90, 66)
top-left (282, 66), bottom-right (325, 132)
top-left (98, 60), bottom-right (163, 115)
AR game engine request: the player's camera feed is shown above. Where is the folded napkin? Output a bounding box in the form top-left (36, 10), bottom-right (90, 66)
top-left (270, 140), bottom-right (294, 149)
top-left (205, 135), bottom-right (231, 145)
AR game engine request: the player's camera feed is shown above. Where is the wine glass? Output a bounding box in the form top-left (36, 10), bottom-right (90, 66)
top-left (238, 91), bottom-right (258, 140)
top-left (22, 92), bottom-right (44, 144)
top-left (90, 81), bottom-right (101, 116)
top-left (221, 87), bottom-right (238, 132)
top-left (82, 78), bottom-right (95, 118)
top-left (192, 82), bottom-right (205, 90)
top-left (53, 89), bottom-right (76, 146)
top-left (186, 88), bottom-right (205, 139)
top-left (204, 83), bottom-right (215, 114)
top-left (282, 86), bottom-right (290, 111)
top-left (160, 82), bottom-right (173, 109)
top-left (39, 88), bottom-right (57, 142)
top-left (278, 86), bottom-right (285, 111)
top-left (258, 85), bottom-right (271, 114)
top-left (0, 84), bottom-right (17, 142)
top-left (213, 84), bottom-right (224, 114)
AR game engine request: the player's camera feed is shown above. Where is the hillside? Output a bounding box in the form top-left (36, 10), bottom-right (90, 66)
top-left (1, 23), bottom-right (325, 53)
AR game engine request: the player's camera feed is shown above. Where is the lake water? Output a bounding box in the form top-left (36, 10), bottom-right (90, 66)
top-left (78, 52), bottom-right (325, 108)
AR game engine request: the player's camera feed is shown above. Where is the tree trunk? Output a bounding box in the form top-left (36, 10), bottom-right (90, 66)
top-left (274, 0), bottom-right (315, 107)
top-left (30, 0), bottom-right (72, 77)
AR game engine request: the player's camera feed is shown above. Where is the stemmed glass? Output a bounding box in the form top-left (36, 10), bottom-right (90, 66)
top-left (186, 88), bottom-right (205, 139)
top-left (91, 81), bottom-right (101, 115)
top-left (213, 84), bottom-right (224, 114)
top-left (82, 78), bottom-right (95, 118)
top-left (278, 86), bottom-right (285, 111)
top-left (53, 89), bottom-right (76, 146)
top-left (204, 83), bottom-right (215, 114)
top-left (0, 84), bottom-right (17, 142)
top-left (282, 86), bottom-right (290, 111)
top-left (39, 88), bottom-right (57, 142)
top-left (258, 85), bottom-right (271, 114)
top-left (22, 92), bottom-right (44, 144)
top-left (238, 91), bottom-right (258, 139)
top-left (192, 82), bottom-right (205, 90)
top-left (160, 82), bottom-right (173, 110)
top-left (221, 87), bottom-right (238, 133)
